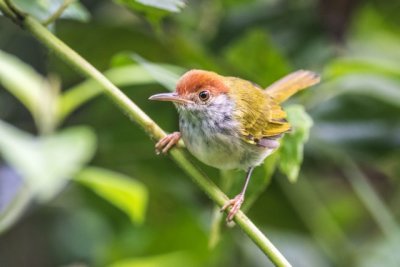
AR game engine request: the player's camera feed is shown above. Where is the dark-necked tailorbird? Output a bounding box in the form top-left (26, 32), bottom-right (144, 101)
top-left (149, 69), bottom-right (320, 221)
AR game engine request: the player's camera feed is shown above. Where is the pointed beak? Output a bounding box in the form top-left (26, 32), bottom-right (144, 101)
top-left (148, 92), bottom-right (193, 104)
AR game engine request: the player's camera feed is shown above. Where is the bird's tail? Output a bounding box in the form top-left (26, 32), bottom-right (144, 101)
top-left (264, 70), bottom-right (320, 103)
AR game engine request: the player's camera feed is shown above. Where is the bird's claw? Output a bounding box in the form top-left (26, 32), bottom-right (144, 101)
top-left (155, 132), bottom-right (181, 155)
top-left (221, 193), bottom-right (244, 222)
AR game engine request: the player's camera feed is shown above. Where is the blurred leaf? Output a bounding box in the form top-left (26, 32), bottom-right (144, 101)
top-left (356, 236), bottom-right (400, 267)
top-left (115, 0), bottom-right (185, 13)
top-left (310, 74), bottom-right (400, 109)
top-left (13, 0), bottom-right (90, 22)
top-left (0, 120), bottom-right (96, 201)
top-left (58, 62), bottom-right (184, 122)
top-left (134, 0), bottom-right (185, 12)
top-left (58, 64), bottom-right (154, 121)
top-left (59, 0), bottom-right (90, 22)
top-left (132, 54), bottom-right (184, 91)
top-left (114, 0), bottom-right (185, 25)
top-left (75, 167), bottom-right (148, 224)
top-left (0, 49), bottom-right (44, 117)
top-left (243, 152), bottom-right (279, 211)
top-left (108, 251), bottom-right (194, 267)
top-left (325, 57), bottom-right (400, 79)
top-left (279, 105), bottom-right (313, 182)
top-left (223, 29), bottom-right (291, 86)
top-left (0, 50), bottom-right (60, 133)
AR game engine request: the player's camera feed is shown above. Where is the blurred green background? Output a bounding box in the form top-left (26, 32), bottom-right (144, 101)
top-left (0, 0), bottom-right (400, 266)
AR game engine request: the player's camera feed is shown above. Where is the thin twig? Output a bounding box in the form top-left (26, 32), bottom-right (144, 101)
top-left (0, 4), bottom-right (292, 266)
top-left (42, 0), bottom-right (75, 26)
top-left (3, 0), bottom-right (24, 24)
top-left (341, 158), bottom-right (399, 239)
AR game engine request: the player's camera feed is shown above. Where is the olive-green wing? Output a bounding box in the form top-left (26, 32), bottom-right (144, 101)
top-left (227, 77), bottom-right (291, 145)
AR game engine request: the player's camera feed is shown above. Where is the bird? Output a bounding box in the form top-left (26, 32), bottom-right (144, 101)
top-left (149, 69), bottom-right (320, 221)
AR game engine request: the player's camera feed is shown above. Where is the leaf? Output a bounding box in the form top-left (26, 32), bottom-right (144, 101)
top-left (243, 152), bottom-right (279, 211)
top-left (75, 167), bottom-right (148, 224)
top-left (223, 29), bottom-right (291, 86)
top-left (356, 235), bottom-right (400, 267)
top-left (115, 0), bottom-right (185, 13)
top-left (58, 64), bottom-right (154, 121)
top-left (114, 0), bottom-right (185, 24)
top-left (131, 54), bottom-right (184, 91)
top-left (13, 0), bottom-right (90, 22)
top-left (279, 105), bottom-right (313, 182)
top-left (58, 62), bottom-right (184, 122)
top-left (108, 251), bottom-right (193, 267)
top-left (309, 74), bottom-right (400, 109)
top-left (0, 120), bottom-right (96, 201)
top-left (135, 0), bottom-right (185, 12)
top-left (0, 49), bottom-right (44, 116)
top-left (325, 57), bottom-right (400, 80)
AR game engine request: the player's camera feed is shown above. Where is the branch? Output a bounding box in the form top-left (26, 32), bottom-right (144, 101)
top-left (0, 4), bottom-right (291, 266)
top-left (42, 0), bottom-right (75, 26)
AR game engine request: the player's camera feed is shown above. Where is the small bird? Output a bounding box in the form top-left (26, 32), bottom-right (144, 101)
top-left (149, 69), bottom-right (320, 221)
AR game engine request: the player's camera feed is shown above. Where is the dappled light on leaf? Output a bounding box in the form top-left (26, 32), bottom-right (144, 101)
top-left (75, 167), bottom-right (148, 225)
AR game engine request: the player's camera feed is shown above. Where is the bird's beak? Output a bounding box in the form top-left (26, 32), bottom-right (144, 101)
top-left (148, 92), bottom-right (193, 104)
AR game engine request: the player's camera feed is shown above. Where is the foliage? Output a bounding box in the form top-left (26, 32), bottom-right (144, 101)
top-left (1, 0), bottom-right (400, 267)
top-left (279, 105), bottom-right (313, 182)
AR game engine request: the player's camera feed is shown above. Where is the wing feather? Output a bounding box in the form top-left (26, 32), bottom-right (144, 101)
top-left (227, 77), bottom-right (291, 145)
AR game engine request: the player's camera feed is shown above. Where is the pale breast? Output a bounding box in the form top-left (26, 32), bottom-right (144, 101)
top-left (179, 108), bottom-right (274, 170)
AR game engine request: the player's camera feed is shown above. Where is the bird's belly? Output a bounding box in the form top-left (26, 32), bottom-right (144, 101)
top-left (181, 126), bottom-right (274, 170)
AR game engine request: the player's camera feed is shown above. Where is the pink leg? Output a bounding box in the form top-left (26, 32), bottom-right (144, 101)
top-left (221, 167), bottom-right (254, 222)
top-left (221, 193), bottom-right (245, 222)
top-left (155, 132), bottom-right (181, 154)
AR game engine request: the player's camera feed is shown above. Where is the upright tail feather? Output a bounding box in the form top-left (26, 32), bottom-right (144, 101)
top-left (265, 70), bottom-right (320, 103)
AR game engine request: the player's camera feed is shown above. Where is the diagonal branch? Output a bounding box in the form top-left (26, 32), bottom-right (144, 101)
top-left (0, 3), bottom-right (291, 266)
top-left (42, 0), bottom-right (76, 26)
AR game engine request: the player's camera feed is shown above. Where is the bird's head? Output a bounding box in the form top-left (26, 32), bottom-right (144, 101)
top-left (149, 70), bottom-right (230, 114)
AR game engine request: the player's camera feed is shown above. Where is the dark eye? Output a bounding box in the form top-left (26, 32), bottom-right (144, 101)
top-left (198, 90), bottom-right (210, 101)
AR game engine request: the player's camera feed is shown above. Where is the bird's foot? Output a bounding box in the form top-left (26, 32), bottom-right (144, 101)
top-left (221, 193), bottom-right (244, 222)
top-left (155, 132), bottom-right (181, 154)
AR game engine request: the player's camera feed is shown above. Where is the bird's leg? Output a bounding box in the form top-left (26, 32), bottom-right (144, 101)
top-left (221, 167), bottom-right (254, 222)
top-left (155, 132), bottom-right (181, 154)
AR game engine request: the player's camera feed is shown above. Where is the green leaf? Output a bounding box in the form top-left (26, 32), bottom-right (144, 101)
top-left (132, 54), bottom-right (184, 91)
top-left (325, 57), bottom-right (400, 79)
top-left (75, 167), bottom-right (148, 224)
top-left (108, 252), bottom-right (193, 267)
top-left (0, 120), bottom-right (96, 201)
top-left (279, 105), bottom-right (313, 182)
top-left (241, 152), bottom-right (278, 211)
top-left (13, 0), bottom-right (90, 22)
top-left (0, 49), bottom-right (44, 116)
top-left (114, 0), bottom-right (185, 25)
top-left (309, 74), bottom-right (400, 109)
top-left (223, 29), bottom-right (291, 86)
top-left (115, 0), bottom-right (185, 13)
top-left (58, 62), bottom-right (184, 122)
top-left (0, 50), bottom-right (59, 133)
top-left (135, 0), bottom-right (185, 12)
top-left (58, 64), bottom-right (154, 121)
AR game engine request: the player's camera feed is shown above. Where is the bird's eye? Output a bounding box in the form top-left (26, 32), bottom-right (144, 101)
top-left (198, 90), bottom-right (210, 101)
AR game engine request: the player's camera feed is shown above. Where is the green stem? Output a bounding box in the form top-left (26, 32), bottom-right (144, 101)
top-left (0, 6), bottom-right (291, 267)
top-left (42, 0), bottom-right (75, 26)
top-left (342, 159), bottom-right (399, 239)
top-left (278, 174), bottom-right (351, 264)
